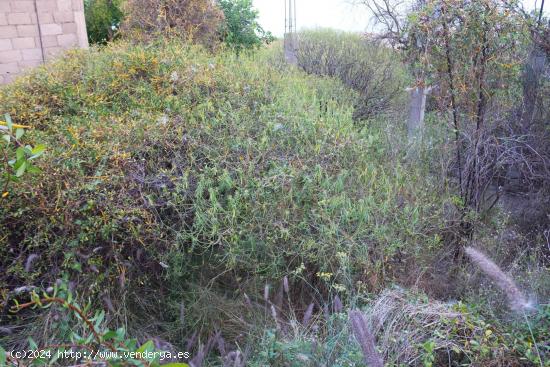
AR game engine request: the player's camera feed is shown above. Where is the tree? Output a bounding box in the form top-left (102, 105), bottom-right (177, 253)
top-left (84, 0), bottom-right (124, 44)
top-left (358, 0), bottom-right (550, 244)
top-left (218, 0), bottom-right (274, 54)
top-left (121, 0), bottom-right (224, 47)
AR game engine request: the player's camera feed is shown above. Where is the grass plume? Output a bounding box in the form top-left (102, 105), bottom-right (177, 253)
top-left (464, 246), bottom-right (532, 312)
top-left (349, 310), bottom-right (384, 367)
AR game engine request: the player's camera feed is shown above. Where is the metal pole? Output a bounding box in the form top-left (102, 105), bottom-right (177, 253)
top-left (293, 0), bottom-right (296, 32)
top-left (283, 0), bottom-right (288, 33)
top-left (34, 0), bottom-right (46, 64)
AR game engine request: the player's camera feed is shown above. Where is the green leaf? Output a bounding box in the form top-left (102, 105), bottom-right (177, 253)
top-left (136, 340), bottom-right (154, 354)
top-left (48, 349), bottom-right (60, 365)
top-left (102, 330), bottom-right (118, 341)
top-left (30, 357), bottom-right (48, 366)
top-left (71, 333), bottom-right (84, 343)
top-left (28, 337), bottom-right (38, 350)
top-left (93, 310), bottom-right (105, 329)
top-left (2, 134), bottom-right (10, 144)
top-left (26, 165), bottom-right (41, 174)
top-left (84, 333), bottom-right (94, 344)
top-left (30, 144), bottom-right (46, 159)
top-left (5, 114), bottom-right (13, 132)
top-left (16, 147), bottom-right (25, 162)
top-left (15, 128), bottom-right (24, 140)
top-left (0, 344), bottom-right (6, 367)
top-left (15, 161), bottom-right (27, 177)
top-left (114, 327), bottom-right (126, 342)
top-left (13, 157), bottom-right (24, 170)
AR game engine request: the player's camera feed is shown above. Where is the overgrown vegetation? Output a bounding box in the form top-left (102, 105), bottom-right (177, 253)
top-left (84, 0), bottom-right (274, 56)
top-left (120, 0), bottom-right (224, 46)
top-left (0, 38), bottom-right (444, 340)
top-left (1, 0), bottom-right (549, 365)
top-left (295, 29), bottom-right (408, 121)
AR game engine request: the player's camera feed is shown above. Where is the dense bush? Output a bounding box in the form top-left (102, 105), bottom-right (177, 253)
top-left (295, 29), bottom-right (408, 121)
top-left (120, 0), bottom-right (224, 47)
top-left (0, 39), bottom-right (448, 347)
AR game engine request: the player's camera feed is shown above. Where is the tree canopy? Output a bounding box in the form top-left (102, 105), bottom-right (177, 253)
top-left (218, 0), bottom-right (274, 53)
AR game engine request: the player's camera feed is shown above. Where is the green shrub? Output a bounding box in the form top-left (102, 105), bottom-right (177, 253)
top-left (0, 40), bottom-right (448, 342)
top-left (0, 114), bottom-right (45, 199)
top-left (1, 279), bottom-right (190, 366)
top-left (295, 29), bottom-right (409, 121)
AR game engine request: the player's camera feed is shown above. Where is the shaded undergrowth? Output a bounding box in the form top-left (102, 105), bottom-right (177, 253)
top-left (0, 40), bottom-right (548, 366)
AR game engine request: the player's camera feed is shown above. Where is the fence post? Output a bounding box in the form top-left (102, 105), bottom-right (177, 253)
top-left (284, 33), bottom-right (298, 65)
top-left (407, 86), bottom-right (432, 143)
top-left (520, 48), bottom-right (547, 129)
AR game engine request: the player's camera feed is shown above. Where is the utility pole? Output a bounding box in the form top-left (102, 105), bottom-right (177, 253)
top-left (284, 0), bottom-right (298, 65)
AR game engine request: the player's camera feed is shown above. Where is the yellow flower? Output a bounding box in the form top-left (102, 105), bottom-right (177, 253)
top-left (332, 284), bottom-right (346, 292)
top-left (317, 271), bottom-right (333, 280)
top-left (0, 121), bottom-right (31, 129)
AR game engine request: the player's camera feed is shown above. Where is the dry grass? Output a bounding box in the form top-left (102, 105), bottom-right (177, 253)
top-left (362, 288), bottom-right (464, 365)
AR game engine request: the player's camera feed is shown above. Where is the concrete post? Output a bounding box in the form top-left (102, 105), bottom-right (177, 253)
top-left (407, 86), bottom-right (433, 143)
top-left (284, 33), bottom-right (297, 65)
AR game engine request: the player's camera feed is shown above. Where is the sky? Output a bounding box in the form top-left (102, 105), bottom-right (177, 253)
top-left (253, 0), bottom-right (549, 37)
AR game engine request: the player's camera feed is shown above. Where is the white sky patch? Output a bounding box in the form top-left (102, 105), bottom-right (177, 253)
top-left (253, 0), bottom-right (549, 37)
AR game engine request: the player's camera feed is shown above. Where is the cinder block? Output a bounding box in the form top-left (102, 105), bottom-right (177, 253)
top-left (21, 47), bottom-right (42, 60)
top-left (12, 36), bottom-right (34, 49)
top-left (10, 1), bottom-right (35, 12)
top-left (17, 24), bottom-right (39, 37)
top-left (0, 50), bottom-right (21, 63)
top-left (41, 35), bottom-right (58, 47)
top-left (74, 10), bottom-right (87, 48)
top-left (38, 12), bottom-right (54, 23)
top-left (44, 46), bottom-right (62, 60)
top-left (40, 23), bottom-right (62, 35)
top-left (3, 74), bottom-right (15, 83)
top-left (0, 13), bottom-right (7, 26)
top-left (62, 22), bottom-right (77, 33)
top-left (57, 33), bottom-right (76, 47)
top-left (56, 0), bottom-right (72, 11)
top-left (8, 12), bottom-right (32, 25)
top-left (0, 38), bottom-right (11, 51)
top-left (72, 0), bottom-right (84, 11)
top-left (36, 0), bottom-right (57, 12)
top-left (19, 59), bottom-right (43, 69)
top-left (53, 10), bottom-right (73, 22)
top-left (0, 25), bottom-right (17, 38)
top-left (0, 2), bottom-right (11, 12)
top-left (0, 62), bottom-right (19, 74)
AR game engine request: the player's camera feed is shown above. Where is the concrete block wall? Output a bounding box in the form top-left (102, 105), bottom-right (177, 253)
top-left (0, 0), bottom-right (88, 84)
